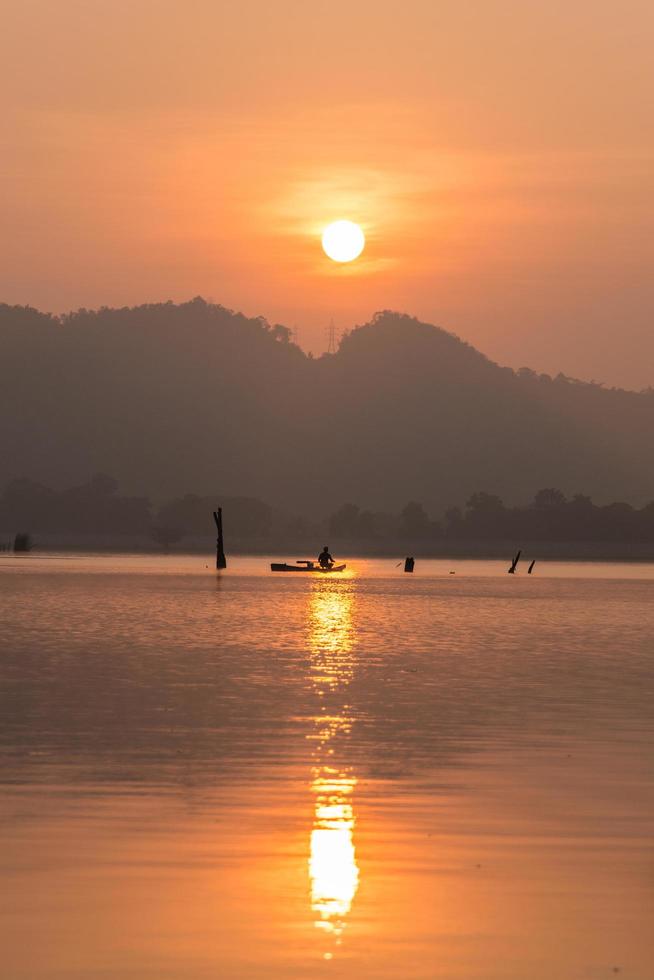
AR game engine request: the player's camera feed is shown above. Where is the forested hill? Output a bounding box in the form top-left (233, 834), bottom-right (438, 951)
top-left (1, 298), bottom-right (653, 515)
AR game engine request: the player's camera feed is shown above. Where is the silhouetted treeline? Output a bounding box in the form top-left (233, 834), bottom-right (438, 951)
top-left (326, 490), bottom-right (654, 542)
top-left (155, 493), bottom-right (272, 538)
top-left (0, 477), bottom-right (272, 540)
top-left (2, 475), bottom-right (654, 546)
top-left (0, 475), bottom-right (150, 534)
top-left (450, 488), bottom-right (654, 541)
top-left (2, 300), bottom-right (654, 515)
top-left (329, 501), bottom-right (441, 539)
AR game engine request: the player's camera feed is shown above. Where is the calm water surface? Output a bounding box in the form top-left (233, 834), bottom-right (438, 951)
top-left (1, 555), bottom-right (653, 979)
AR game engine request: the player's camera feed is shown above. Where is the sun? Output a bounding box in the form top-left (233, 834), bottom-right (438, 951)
top-left (322, 220), bottom-right (365, 263)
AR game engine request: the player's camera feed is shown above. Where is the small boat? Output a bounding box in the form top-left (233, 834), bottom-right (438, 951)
top-left (271, 560), bottom-right (346, 573)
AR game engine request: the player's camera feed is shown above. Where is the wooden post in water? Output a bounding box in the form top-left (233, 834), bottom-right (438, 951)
top-left (404, 557), bottom-right (415, 573)
top-left (13, 532), bottom-right (32, 553)
top-left (213, 508), bottom-right (226, 570)
top-left (528, 560), bottom-right (536, 574)
top-left (508, 549), bottom-right (521, 574)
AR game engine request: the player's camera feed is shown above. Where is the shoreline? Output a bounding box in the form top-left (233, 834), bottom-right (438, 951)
top-left (3, 534), bottom-right (654, 563)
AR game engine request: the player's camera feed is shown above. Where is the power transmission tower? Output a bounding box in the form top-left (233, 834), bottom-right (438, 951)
top-left (326, 319), bottom-right (337, 354)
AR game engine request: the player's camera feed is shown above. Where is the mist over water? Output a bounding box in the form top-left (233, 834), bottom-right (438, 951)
top-left (1, 556), bottom-right (653, 979)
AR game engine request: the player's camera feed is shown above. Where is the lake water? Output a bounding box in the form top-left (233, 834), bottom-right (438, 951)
top-left (1, 555), bottom-right (653, 979)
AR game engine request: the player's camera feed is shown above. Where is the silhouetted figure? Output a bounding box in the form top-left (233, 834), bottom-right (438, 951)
top-left (318, 546), bottom-right (334, 568)
top-left (404, 556), bottom-right (415, 573)
top-left (13, 532), bottom-right (32, 553)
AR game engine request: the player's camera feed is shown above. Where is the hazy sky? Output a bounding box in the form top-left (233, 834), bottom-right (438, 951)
top-left (2, 0), bottom-right (653, 387)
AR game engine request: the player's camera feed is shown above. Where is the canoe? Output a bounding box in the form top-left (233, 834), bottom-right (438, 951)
top-left (271, 561), bottom-right (346, 573)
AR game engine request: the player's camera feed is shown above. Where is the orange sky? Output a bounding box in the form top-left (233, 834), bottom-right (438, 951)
top-left (2, 1), bottom-right (653, 387)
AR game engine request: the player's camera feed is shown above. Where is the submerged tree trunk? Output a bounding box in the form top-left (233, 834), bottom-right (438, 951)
top-left (214, 508), bottom-right (226, 569)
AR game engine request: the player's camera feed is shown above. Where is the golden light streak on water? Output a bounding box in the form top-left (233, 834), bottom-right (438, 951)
top-left (2, 557), bottom-right (654, 978)
top-left (308, 580), bottom-right (356, 693)
top-left (309, 768), bottom-right (359, 945)
top-left (307, 580), bottom-right (360, 955)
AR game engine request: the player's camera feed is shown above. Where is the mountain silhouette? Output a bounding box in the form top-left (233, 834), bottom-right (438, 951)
top-left (1, 299), bottom-right (652, 517)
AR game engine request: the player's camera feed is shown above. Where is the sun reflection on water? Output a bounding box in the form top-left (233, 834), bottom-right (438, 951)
top-left (308, 581), bottom-right (356, 693)
top-left (309, 769), bottom-right (359, 940)
top-left (307, 581), bottom-right (360, 954)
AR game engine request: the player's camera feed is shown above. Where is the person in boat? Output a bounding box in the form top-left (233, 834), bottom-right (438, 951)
top-left (318, 546), bottom-right (334, 569)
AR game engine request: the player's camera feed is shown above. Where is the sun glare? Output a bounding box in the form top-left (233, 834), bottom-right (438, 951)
top-left (322, 221), bottom-right (365, 263)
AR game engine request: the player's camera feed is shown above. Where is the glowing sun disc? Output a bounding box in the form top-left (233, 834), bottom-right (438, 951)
top-left (322, 221), bottom-right (365, 263)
